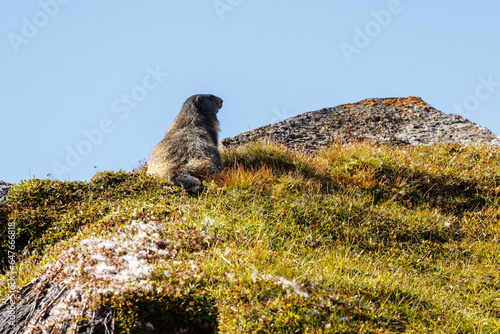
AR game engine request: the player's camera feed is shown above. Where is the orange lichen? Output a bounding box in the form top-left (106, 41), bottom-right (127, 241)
top-left (382, 97), bottom-right (427, 107)
top-left (406, 96), bottom-right (427, 106)
top-left (361, 99), bottom-right (377, 106)
top-left (345, 97), bottom-right (427, 110)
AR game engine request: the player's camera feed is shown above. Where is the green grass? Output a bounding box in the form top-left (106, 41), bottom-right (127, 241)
top-left (1, 141), bottom-right (499, 333)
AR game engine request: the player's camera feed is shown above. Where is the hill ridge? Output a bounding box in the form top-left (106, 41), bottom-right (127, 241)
top-left (221, 96), bottom-right (500, 151)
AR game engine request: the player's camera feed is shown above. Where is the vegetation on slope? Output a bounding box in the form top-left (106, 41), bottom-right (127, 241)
top-left (1, 141), bottom-right (499, 332)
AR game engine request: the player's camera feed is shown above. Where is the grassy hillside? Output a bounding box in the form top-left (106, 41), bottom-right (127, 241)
top-left (1, 141), bottom-right (499, 333)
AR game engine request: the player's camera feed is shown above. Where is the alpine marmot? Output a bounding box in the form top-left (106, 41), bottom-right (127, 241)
top-left (147, 94), bottom-right (224, 192)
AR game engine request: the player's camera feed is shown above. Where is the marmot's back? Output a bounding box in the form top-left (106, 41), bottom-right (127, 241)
top-left (147, 94), bottom-right (223, 192)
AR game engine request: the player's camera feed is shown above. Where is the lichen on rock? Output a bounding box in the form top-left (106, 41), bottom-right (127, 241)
top-left (221, 97), bottom-right (499, 151)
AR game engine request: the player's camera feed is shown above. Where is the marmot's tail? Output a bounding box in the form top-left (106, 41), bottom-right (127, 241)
top-left (172, 173), bottom-right (201, 193)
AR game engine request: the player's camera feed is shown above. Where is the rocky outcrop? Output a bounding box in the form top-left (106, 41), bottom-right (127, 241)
top-left (0, 182), bottom-right (12, 202)
top-left (0, 219), bottom-right (216, 333)
top-left (221, 97), bottom-right (500, 151)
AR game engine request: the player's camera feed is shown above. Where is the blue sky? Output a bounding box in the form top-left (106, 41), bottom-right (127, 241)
top-left (1, 1), bottom-right (499, 184)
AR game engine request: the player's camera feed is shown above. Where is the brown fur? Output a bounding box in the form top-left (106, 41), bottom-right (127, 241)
top-left (147, 94), bottom-right (223, 192)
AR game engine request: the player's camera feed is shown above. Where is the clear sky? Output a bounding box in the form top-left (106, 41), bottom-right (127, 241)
top-left (1, 1), bottom-right (499, 184)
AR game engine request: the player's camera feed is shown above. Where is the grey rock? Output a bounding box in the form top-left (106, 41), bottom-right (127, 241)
top-left (0, 181), bottom-right (12, 201)
top-left (221, 97), bottom-right (499, 152)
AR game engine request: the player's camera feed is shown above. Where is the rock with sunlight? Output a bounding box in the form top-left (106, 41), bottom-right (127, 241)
top-left (0, 182), bottom-right (12, 202)
top-left (1, 97), bottom-right (499, 333)
top-left (222, 96), bottom-right (500, 150)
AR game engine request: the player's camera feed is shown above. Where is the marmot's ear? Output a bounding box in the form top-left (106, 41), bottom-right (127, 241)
top-left (195, 96), bottom-right (201, 104)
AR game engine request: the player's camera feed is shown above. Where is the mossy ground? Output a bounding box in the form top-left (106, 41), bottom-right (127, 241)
top-left (1, 141), bottom-right (499, 333)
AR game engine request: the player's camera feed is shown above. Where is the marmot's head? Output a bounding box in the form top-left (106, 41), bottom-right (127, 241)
top-left (186, 94), bottom-right (223, 114)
